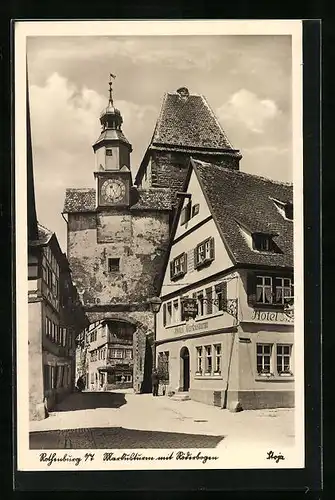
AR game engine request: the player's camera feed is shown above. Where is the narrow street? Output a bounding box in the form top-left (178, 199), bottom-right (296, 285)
top-left (29, 390), bottom-right (295, 450)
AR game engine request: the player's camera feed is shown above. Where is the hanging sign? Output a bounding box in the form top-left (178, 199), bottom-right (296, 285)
top-left (181, 298), bottom-right (198, 320)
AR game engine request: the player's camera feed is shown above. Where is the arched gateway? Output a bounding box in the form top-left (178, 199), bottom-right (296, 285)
top-left (76, 311), bottom-right (154, 394)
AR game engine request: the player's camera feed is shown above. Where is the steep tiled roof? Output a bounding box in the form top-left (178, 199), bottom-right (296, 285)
top-left (63, 188), bottom-right (96, 213)
top-left (29, 223), bottom-right (53, 246)
top-left (130, 188), bottom-right (172, 211)
top-left (63, 187), bottom-right (172, 213)
top-left (193, 159), bottom-right (293, 268)
top-left (152, 91), bottom-right (238, 152)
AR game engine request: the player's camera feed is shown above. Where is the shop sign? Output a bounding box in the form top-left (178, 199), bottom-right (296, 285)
top-left (173, 321), bottom-right (209, 336)
top-left (181, 298), bottom-right (198, 320)
top-left (251, 310), bottom-right (293, 323)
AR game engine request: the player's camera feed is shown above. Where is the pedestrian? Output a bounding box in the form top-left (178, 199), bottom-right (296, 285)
top-left (76, 375), bottom-right (85, 392)
top-left (151, 369), bottom-right (159, 396)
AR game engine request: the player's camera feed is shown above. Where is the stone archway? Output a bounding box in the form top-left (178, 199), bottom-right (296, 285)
top-left (80, 310), bottom-right (154, 394)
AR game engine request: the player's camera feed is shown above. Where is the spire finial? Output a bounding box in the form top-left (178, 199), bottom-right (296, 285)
top-left (109, 73), bottom-right (116, 104)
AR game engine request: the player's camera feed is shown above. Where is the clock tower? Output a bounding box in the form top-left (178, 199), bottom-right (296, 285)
top-left (93, 76), bottom-right (132, 207)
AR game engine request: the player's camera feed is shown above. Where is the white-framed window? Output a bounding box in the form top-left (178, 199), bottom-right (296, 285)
top-left (170, 253), bottom-right (187, 280)
top-left (196, 346), bottom-right (203, 374)
top-left (204, 345), bottom-right (212, 374)
top-left (194, 237), bottom-right (215, 269)
top-left (205, 287), bottom-right (213, 315)
top-left (197, 291), bottom-right (204, 316)
top-left (172, 299), bottom-right (179, 323)
top-left (167, 302), bottom-right (172, 325)
top-left (276, 344), bottom-right (292, 375)
top-left (275, 277), bottom-right (293, 304)
top-left (214, 344), bottom-right (222, 374)
top-left (256, 344), bottom-right (273, 374)
top-left (125, 349), bottom-right (133, 359)
top-left (256, 276), bottom-right (273, 304)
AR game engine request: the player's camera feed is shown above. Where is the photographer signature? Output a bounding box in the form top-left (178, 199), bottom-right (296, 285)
top-left (266, 450), bottom-right (285, 464)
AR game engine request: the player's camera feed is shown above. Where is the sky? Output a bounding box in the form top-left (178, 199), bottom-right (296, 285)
top-left (27, 35), bottom-right (292, 252)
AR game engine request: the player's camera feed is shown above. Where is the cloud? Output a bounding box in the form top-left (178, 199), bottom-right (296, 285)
top-left (217, 89), bottom-right (280, 134)
top-left (28, 36), bottom-right (221, 73)
top-left (29, 72), bottom-right (158, 251)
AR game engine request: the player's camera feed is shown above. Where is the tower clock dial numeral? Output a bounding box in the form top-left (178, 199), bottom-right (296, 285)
top-left (101, 179), bottom-right (126, 203)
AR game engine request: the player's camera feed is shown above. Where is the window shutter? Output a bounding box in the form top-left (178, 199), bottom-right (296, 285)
top-left (209, 237), bottom-right (215, 260)
top-left (170, 261), bottom-right (174, 280)
top-left (247, 272), bottom-right (257, 306)
top-left (194, 247), bottom-right (198, 268)
top-left (163, 303), bottom-right (167, 326)
top-left (186, 201), bottom-right (191, 222)
top-left (221, 281), bottom-right (227, 311)
top-left (180, 207), bottom-right (186, 225)
top-left (183, 253), bottom-right (187, 274)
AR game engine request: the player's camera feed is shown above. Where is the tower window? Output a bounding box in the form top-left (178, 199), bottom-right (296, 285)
top-left (108, 258), bottom-right (120, 272)
top-left (106, 149), bottom-right (113, 156)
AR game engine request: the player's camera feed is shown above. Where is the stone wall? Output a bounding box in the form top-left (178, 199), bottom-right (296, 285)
top-left (150, 151), bottom-right (240, 205)
top-left (67, 209), bottom-right (170, 306)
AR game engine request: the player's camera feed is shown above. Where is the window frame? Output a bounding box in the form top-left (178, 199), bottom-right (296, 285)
top-left (248, 272), bottom-right (294, 309)
top-left (170, 252), bottom-right (187, 281)
top-left (194, 237), bottom-right (215, 269)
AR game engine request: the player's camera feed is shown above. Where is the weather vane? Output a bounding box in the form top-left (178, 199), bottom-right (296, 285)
top-left (108, 73), bottom-right (116, 103)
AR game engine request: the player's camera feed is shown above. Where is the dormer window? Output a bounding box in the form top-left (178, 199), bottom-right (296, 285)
top-left (252, 233), bottom-right (274, 252)
top-left (271, 198), bottom-right (293, 221)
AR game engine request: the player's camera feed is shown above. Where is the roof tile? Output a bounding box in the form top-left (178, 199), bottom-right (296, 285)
top-left (193, 159), bottom-right (293, 268)
top-left (152, 92), bottom-right (238, 152)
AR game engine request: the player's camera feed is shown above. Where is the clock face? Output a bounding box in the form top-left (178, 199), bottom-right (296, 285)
top-left (101, 179), bottom-right (126, 203)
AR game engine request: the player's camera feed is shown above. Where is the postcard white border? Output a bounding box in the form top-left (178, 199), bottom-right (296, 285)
top-left (15, 19), bottom-right (304, 472)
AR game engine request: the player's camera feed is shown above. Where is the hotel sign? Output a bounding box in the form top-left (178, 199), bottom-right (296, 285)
top-left (251, 310), bottom-right (294, 324)
top-left (181, 298), bottom-right (198, 320)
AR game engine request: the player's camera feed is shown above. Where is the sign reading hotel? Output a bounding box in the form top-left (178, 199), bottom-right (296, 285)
top-left (251, 309), bottom-right (294, 324)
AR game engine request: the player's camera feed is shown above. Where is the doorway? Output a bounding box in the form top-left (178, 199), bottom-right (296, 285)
top-left (180, 346), bottom-right (190, 392)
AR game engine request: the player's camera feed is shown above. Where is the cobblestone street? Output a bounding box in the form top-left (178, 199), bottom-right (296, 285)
top-left (29, 390), bottom-right (295, 450)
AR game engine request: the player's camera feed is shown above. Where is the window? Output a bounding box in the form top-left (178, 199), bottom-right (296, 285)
top-left (191, 204), bottom-right (200, 217)
top-left (125, 349), bottom-right (133, 359)
top-left (256, 276), bottom-right (273, 304)
top-left (214, 282), bottom-right (227, 312)
top-left (170, 253), bottom-right (187, 280)
top-left (204, 346), bottom-right (212, 374)
top-left (214, 344), bottom-right (222, 374)
top-left (197, 292), bottom-right (204, 316)
top-left (252, 234), bottom-right (273, 252)
top-left (106, 149), bottom-right (113, 156)
top-left (205, 288), bottom-right (213, 315)
top-left (110, 349), bottom-right (123, 359)
top-left (173, 300), bottom-right (179, 323)
top-left (248, 273), bottom-right (294, 307)
top-left (167, 302), bottom-right (172, 325)
top-left (194, 237), bottom-right (215, 269)
top-left (90, 330), bottom-right (97, 343)
top-left (196, 347), bottom-right (203, 374)
top-left (256, 344), bottom-right (272, 374)
top-left (108, 258), bottom-right (120, 272)
top-left (277, 345), bottom-right (292, 375)
top-left (180, 201), bottom-right (191, 225)
top-left (163, 303), bottom-right (167, 326)
top-left (275, 277), bottom-right (293, 304)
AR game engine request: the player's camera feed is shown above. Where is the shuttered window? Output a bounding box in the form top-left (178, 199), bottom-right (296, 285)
top-left (194, 237), bottom-right (215, 269)
top-left (170, 253), bottom-right (187, 280)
